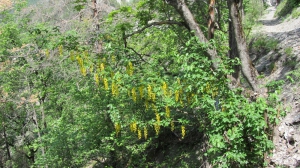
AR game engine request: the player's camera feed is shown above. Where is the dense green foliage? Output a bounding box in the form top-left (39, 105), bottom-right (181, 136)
top-left (0, 0), bottom-right (284, 167)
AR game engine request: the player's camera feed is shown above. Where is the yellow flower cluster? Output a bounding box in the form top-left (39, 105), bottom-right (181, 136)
top-left (130, 121), bottom-right (137, 133)
top-left (70, 51), bottom-right (75, 61)
top-left (181, 125), bottom-right (186, 139)
top-left (131, 87), bottom-right (137, 102)
top-left (76, 56), bottom-right (87, 76)
top-left (58, 45), bottom-right (63, 56)
top-left (154, 113), bottom-right (160, 135)
top-left (115, 123), bottom-right (121, 136)
top-left (138, 128), bottom-right (142, 139)
top-left (144, 127), bottom-right (148, 139)
top-left (165, 106), bottom-right (170, 118)
top-left (175, 90), bottom-right (179, 102)
top-left (100, 63), bottom-right (105, 72)
top-left (147, 84), bottom-right (152, 100)
top-left (156, 112), bottom-right (160, 122)
top-left (151, 93), bottom-right (156, 102)
top-left (171, 120), bottom-right (175, 132)
top-left (154, 123), bottom-right (160, 135)
top-left (139, 86), bottom-right (144, 99)
top-left (94, 73), bottom-right (99, 86)
top-left (111, 82), bottom-right (118, 96)
top-left (162, 82), bottom-right (167, 96)
top-left (103, 78), bottom-right (109, 90)
top-left (126, 62), bottom-right (134, 76)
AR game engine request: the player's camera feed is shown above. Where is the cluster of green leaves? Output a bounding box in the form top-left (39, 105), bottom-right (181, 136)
top-left (251, 35), bottom-right (279, 53)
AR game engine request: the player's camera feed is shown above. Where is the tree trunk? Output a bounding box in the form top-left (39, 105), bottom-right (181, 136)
top-left (208, 0), bottom-right (215, 40)
top-left (228, 2), bottom-right (241, 84)
top-left (166, 0), bottom-right (221, 71)
top-left (227, 0), bottom-right (267, 95)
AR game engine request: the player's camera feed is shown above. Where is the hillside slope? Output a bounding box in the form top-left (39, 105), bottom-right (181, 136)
top-left (251, 6), bottom-right (300, 168)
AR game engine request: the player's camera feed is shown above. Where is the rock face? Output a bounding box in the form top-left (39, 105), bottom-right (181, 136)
top-left (251, 6), bottom-right (300, 168)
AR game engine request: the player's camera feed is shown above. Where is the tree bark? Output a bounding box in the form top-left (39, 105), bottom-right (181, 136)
top-left (228, 0), bottom-right (266, 95)
top-left (208, 0), bottom-right (215, 40)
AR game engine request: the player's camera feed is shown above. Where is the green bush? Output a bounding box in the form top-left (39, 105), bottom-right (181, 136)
top-left (252, 35), bottom-right (278, 53)
top-left (275, 0), bottom-right (300, 18)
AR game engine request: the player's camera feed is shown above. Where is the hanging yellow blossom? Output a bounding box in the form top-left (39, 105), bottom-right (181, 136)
top-left (100, 63), bottom-right (105, 72)
top-left (94, 73), bottom-right (99, 86)
top-left (111, 82), bottom-right (118, 96)
top-left (80, 67), bottom-right (87, 76)
top-left (155, 112), bottom-right (160, 122)
top-left (103, 78), bottom-right (109, 90)
top-left (151, 93), bottom-right (156, 102)
top-left (138, 128), bottom-right (142, 139)
top-left (165, 106), bottom-right (170, 118)
top-left (175, 90), bottom-right (179, 102)
top-left (171, 120), bottom-right (175, 132)
top-left (76, 56), bottom-right (83, 67)
top-left (154, 122), bottom-right (160, 135)
top-left (181, 125), bottom-right (186, 139)
top-left (130, 121), bottom-right (137, 133)
top-left (70, 50), bottom-right (75, 61)
top-left (126, 61), bottom-right (134, 76)
top-left (139, 86), bottom-right (144, 99)
top-left (58, 45), bottom-right (63, 56)
top-left (115, 123), bottom-right (121, 136)
top-left (144, 127), bottom-right (148, 140)
top-left (147, 84), bottom-right (152, 100)
top-left (162, 82), bottom-right (167, 96)
top-left (131, 87), bottom-right (137, 102)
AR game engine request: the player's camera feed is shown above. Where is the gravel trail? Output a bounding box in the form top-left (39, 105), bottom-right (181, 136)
top-left (258, 6), bottom-right (300, 33)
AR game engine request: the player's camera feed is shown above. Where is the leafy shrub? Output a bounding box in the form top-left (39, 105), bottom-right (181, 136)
top-left (252, 35), bottom-right (278, 53)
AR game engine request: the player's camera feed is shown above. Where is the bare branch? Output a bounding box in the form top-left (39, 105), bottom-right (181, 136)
top-left (125, 20), bottom-right (189, 38)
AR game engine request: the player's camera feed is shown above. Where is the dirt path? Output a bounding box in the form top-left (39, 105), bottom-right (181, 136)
top-left (258, 6), bottom-right (300, 33)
